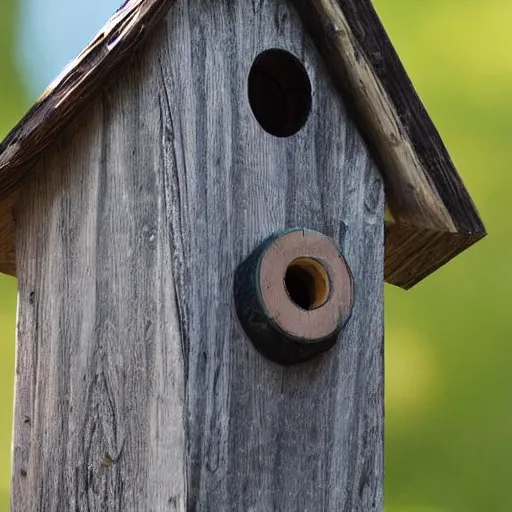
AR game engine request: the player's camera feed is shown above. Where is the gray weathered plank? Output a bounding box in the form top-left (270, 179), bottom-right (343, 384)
top-left (13, 0), bottom-right (384, 510)
top-left (13, 35), bottom-right (186, 511)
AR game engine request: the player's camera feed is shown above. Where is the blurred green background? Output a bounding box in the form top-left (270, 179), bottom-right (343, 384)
top-left (0, 0), bottom-right (509, 510)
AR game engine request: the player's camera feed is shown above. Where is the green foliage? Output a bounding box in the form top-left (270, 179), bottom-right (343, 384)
top-left (0, 1), bottom-right (509, 511)
top-left (0, 492), bottom-right (7, 512)
top-left (376, 1), bottom-right (511, 511)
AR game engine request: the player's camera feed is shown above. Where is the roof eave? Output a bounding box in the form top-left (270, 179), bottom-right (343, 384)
top-left (0, 0), bottom-right (486, 288)
top-left (0, 0), bottom-right (176, 198)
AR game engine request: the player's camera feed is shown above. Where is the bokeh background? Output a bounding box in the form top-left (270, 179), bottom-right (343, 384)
top-left (0, 0), bottom-right (509, 510)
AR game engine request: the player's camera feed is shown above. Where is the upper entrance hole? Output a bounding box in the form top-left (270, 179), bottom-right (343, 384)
top-left (248, 49), bottom-right (312, 137)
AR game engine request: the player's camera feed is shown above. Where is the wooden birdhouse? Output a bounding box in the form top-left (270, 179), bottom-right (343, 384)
top-left (0, 0), bottom-right (485, 510)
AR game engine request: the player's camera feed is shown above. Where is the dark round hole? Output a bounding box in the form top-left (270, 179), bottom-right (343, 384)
top-left (248, 49), bottom-right (312, 137)
top-left (284, 258), bottom-right (330, 311)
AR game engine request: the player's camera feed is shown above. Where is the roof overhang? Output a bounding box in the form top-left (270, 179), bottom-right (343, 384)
top-left (0, 0), bottom-right (485, 288)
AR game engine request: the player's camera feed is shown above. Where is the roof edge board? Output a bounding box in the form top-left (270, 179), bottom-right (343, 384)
top-left (0, 0), bottom-right (486, 288)
top-left (294, 0), bottom-right (485, 237)
top-left (0, 0), bottom-right (177, 198)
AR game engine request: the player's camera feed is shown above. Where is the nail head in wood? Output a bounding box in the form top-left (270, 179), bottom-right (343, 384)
top-left (234, 228), bottom-right (353, 365)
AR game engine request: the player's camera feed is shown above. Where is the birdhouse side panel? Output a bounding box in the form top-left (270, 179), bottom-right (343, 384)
top-left (13, 45), bottom-right (187, 511)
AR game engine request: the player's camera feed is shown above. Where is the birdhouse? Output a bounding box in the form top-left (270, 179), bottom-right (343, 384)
top-left (0, 0), bottom-right (485, 510)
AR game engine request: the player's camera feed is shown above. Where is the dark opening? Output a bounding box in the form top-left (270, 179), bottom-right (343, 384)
top-left (248, 49), bottom-right (312, 137)
top-left (284, 258), bottom-right (330, 311)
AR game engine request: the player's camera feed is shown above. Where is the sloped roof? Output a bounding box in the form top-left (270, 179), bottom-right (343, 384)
top-left (0, 0), bottom-right (485, 288)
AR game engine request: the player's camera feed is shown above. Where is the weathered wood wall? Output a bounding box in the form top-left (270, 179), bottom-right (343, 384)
top-left (12, 0), bottom-right (384, 510)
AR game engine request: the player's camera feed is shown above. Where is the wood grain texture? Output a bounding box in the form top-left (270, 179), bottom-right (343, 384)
top-left (13, 40), bottom-right (186, 511)
top-left (0, 0), bottom-right (484, 288)
top-left (13, 0), bottom-right (384, 509)
top-left (0, 192), bottom-right (16, 276)
top-left (384, 223), bottom-right (483, 289)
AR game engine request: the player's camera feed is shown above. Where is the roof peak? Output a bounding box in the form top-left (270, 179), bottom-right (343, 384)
top-left (0, 0), bottom-right (485, 287)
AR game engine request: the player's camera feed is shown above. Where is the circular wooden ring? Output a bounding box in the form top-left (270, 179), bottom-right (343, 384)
top-left (233, 228), bottom-right (353, 365)
top-left (259, 229), bottom-right (353, 341)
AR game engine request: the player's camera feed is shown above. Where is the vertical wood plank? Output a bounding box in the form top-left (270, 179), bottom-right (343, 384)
top-left (13, 35), bottom-right (186, 511)
top-left (12, 0), bottom-right (384, 510)
top-left (161, 0), bottom-right (385, 510)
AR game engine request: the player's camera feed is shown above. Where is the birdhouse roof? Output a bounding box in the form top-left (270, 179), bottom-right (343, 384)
top-left (0, 0), bottom-right (485, 288)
